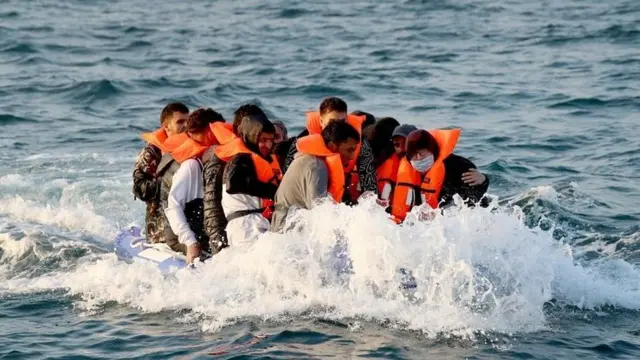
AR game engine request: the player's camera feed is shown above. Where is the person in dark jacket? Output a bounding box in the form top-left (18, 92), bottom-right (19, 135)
top-left (282, 98), bottom-right (378, 205)
top-left (219, 114), bottom-right (278, 249)
top-left (132, 102), bottom-right (189, 243)
top-left (364, 117), bottom-right (401, 169)
top-left (203, 104), bottom-right (275, 254)
top-left (390, 129), bottom-right (489, 222)
top-left (159, 108), bottom-right (224, 263)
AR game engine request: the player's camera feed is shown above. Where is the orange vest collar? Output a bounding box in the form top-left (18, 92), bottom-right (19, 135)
top-left (163, 133), bottom-right (209, 163)
top-left (305, 112), bottom-right (366, 135)
top-left (210, 122), bottom-right (236, 145)
top-left (140, 128), bottom-right (169, 153)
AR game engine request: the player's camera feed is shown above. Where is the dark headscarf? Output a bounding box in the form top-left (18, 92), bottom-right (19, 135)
top-left (236, 114), bottom-right (275, 159)
top-left (365, 117), bottom-right (401, 168)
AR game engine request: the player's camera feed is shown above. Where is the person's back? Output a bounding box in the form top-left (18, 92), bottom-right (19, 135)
top-left (271, 121), bottom-right (360, 233)
top-left (270, 154), bottom-right (329, 233)
top-left (282, 97), bottom-right (378, 205)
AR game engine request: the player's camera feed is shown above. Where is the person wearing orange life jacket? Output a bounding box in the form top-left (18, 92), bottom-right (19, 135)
top-left (271, 121), bottom-right (361, 233)
top-left (215, 114), bottom-right (279, 249)
top-left (203, 105), bottom-right (281, 253)
top-left (132, 102), bottom-right (189, 244)
top-left (390, 129), bottom-right (490, 223)
top-left (364, 117), bottom-right (406, 206)
top-left (282, 97), bottom-right (378, 205)
top-left (158, 108), bottom-right (225, 263)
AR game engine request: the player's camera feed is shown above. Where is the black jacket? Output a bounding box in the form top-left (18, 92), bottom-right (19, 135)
top-left (203, 114), bottom-right (279, 253)
top-left (439, 154), bottom-right (490, 207)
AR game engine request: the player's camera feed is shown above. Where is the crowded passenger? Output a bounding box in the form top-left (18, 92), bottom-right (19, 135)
top-left (160, 108), bottom-right (225, 263)
top-left (132, 102), bottom-right (189, 244)
top-left (203, 104), bottom-right (280, 253)
top-left (283, 97), bottom-right (378, 205)
top-left (271, 121), bottom-right (361, 233)
top-left (391, 129), bottom-right (489, 222)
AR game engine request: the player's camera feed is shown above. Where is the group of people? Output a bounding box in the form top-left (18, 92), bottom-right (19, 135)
top-left (132, 97), bottom-right (490, 263)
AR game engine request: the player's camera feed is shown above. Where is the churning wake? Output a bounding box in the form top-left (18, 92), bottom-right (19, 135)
top-left (1, 190), bottom-right (640, 338)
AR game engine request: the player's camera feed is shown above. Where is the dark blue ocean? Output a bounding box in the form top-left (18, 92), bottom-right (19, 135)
top-left (1, 0), bottom-right (639, 358)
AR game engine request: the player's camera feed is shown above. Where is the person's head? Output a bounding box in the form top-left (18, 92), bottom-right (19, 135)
top-left (321, 121), bottom-right (361, 167)
top-left (391, 124), bottom-right (418, 157)
top-left (272, 120), bottom-right (288, 144)
top-left (186, 108), bottom-right (224, 144)
top-left (405, 129), bottom-right (440, 174)
top-left (319, 97), bottom-right (348, 128)
top-left (236, 110), bottom-right (276, 159)
top-left (366, 117), bottom-right (401, 167)
top-left (233, 104), bottom-right (267, 135)
top-left (351, 110), bottom-right (376, 131)
top-left (160, 102), bottom-right (189, 136)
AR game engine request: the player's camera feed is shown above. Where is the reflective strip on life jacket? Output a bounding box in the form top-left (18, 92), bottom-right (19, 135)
top-left (296, 134), bottom-right (345, 203)
top-left (140, 128), bottom-right (169, 154)
top-left (390, 128), bottom-right (460, 222)
top-left (377, 153), bottom-right (400, 201)
top-left (305, 111), bottom-right (365, 201)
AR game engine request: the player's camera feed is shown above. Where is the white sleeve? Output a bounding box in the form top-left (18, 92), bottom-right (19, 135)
top-left (164, 159), bottom-right (200, 247)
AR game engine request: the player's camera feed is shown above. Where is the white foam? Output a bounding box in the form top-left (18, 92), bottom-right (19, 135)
top-left (0, 195), bottom-right (114, 239)
top-left (0, 174), bottom-right (30, 187)
top-left (2, 195), bottom-right (639, 338)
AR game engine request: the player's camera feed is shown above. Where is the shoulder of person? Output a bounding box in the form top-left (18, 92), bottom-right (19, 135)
top-left (444, 153), bottom-right (476, 170)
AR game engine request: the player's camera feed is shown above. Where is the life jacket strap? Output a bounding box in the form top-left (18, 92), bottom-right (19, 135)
top-left (226, 208), bottom-right (265, 222)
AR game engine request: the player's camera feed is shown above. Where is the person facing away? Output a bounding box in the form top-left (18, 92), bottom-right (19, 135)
top-left (215, 113), bottom-right (279, 249)
top-left (203, 104), bottom-right (281, 254)
top-left (390, 129), bottom-right (489, 223)
top-left (283, 97), bottom-right (378, 205)
top-left (133, 102), bottom-right (189, 244)
top-left (270, 121), bottom-right (361, 233)
top-left (159, 108), bottom-right (225, 263)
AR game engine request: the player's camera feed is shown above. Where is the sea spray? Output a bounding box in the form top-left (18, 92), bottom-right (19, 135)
top-left (1, 192), bottom-right (640, 338)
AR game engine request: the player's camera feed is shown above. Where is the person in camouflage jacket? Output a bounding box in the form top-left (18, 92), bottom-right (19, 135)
top-left (132, 102), bottom-right (189, 243)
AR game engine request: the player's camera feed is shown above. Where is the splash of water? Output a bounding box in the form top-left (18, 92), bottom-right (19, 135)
top-left (1, 193), bottom-right (639, 339)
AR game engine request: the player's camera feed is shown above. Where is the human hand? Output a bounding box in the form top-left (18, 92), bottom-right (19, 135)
top-left (462, 169), bottom-right (486, 186)
top-left (186, 243), bottom-right (201, 264)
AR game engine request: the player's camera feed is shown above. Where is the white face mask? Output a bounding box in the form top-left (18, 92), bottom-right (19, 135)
top-left (410, 154), bottom-right (434, 173)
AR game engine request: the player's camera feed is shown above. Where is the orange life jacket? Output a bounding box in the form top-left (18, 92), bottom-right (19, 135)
top-left (214, 138), bottom-right (280, 220)
top-left (390, 129), bottom-right (460, 222)
top-left (296, 134), bottom-right (346, 203)
top-left (140, 128), bottom-right (169, 154)
top-left (163, 132), bottom-right (210, 163)
top-left (210, 122), bottom-right (236, 145)
top-left (305, 111), bottom-right (365, 201)
top-left (377, 153), bottom-right (400, 202)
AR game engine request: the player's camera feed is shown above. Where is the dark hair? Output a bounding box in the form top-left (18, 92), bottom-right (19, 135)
top-left (319, 97), bottom-right (348, 116)
top-left (160, 102), bottom-right (189, 125)
top-left (272, 120), bottom-right (288, 138)
top-left (367, 117), bottom-right (401, 167)
top-left (187, 107), bottom-right (224, 133)
top-left (322, 120), bottom-right (360, 146)
top-left (406, 130), bottom-right (439, 160)
top-left (233, 104), bottom-right (267, 134)
top-left (351, 110), bottom-right (376, 129)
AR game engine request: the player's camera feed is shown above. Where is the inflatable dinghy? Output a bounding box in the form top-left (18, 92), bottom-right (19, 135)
top-left (113, 226), bottom-right (416, 290)
top-left (114, 226), bottom-right (189, 272)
